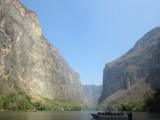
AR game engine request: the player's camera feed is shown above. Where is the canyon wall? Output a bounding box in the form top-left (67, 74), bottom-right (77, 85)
top-left (0, 0), bottom-right (84, 104)
top-left (83, 85), bottom-right (102, 109)
top-left (99, 27), bottom-right (160, 105)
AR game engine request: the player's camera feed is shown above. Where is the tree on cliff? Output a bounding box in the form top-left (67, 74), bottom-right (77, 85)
top-left (144, 88), bottom-right (160, 112)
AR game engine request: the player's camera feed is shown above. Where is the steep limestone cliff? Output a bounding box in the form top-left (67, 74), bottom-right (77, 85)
top-left (0, 0), bottom-right (84, 104)
top-left (99, 27), bottom-right (160, 105)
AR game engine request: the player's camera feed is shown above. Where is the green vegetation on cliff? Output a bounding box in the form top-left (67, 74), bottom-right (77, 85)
top-left (117, 100), bottom-right (145, 111)
top-left (97, 88), bottom-right (160, 113)
top-left (0, 92), bottom-right (83, 111)
top-left (0, 92), bottom-right (33, 111)
top-left (97, 99), bottom-right (145, 111)
top-left (118, 88), bottom-right (160, 112)
top-left (143, 88), bottom-right (160, 112)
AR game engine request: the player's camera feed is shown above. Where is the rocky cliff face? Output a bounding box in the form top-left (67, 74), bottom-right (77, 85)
top-left (83, 85), bottom-right (102, 109)
top-left (99, 27), bottom-right (160, 104)
top-left (0, 0), bottom-right (84, 104)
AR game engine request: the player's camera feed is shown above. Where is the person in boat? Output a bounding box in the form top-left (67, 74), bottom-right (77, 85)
top-left (121, 104), bottom-right (126, 112)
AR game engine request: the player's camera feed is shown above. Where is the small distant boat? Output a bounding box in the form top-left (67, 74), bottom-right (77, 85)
top-left (25, 108), bottom-right (36, 112)
top-left (90, 112), bottom-right (132, 120)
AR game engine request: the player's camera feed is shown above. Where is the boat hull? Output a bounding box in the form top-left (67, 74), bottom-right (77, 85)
top-left (91, 113), bottom-right (100, 119)
top-left (91, 113), bottom-right (128, 120)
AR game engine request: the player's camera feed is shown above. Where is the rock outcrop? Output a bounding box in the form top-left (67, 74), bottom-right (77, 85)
top-left (0, 0), bottom-right (84, 104)
top-left (99, 27), bottom-right (160, 104)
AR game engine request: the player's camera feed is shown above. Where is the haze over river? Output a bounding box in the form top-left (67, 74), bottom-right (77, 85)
top-left (0, 111), bottom-right (160, 120)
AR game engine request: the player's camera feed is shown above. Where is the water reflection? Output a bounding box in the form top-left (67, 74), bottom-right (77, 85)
top-left (0, 111), bottom-right (92, 120)
top-left (132, 112), bottom-right (160, 120)
top-left (0, 111), bottom-right (159, 120)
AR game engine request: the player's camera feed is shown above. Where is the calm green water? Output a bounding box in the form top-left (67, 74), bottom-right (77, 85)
top-left (0, 111), bottom-right (159, 120)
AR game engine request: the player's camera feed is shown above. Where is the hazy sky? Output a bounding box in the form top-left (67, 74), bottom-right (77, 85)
top-left (19, 0), bottom-right (160, 85)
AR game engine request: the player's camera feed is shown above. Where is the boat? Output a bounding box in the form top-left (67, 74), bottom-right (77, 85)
top-left (25, 108), bottom-right (36, 112)
top-left (90, 112), bottom-right (132, 120)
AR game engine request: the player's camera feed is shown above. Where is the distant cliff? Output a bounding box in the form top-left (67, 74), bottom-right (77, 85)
top-left (0, 0), bottom-right (84, 104)
top-left (83, 85), bottom-right (102, 109)
top-left (99, 27), bottom-right (160, 105)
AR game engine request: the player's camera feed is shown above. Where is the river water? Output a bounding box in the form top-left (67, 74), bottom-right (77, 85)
top-left (0, 111), bottom-right (159, 120)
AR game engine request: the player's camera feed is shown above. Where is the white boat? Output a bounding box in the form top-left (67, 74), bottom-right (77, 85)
top-left (90, 112), bottom-right (132, 120)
